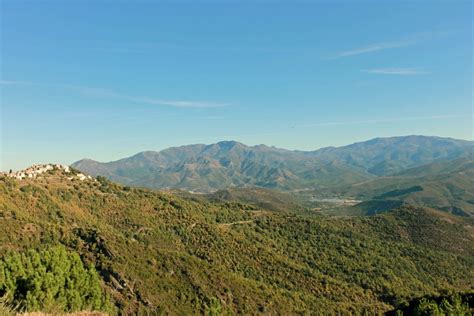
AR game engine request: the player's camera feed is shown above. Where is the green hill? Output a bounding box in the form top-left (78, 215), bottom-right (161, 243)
top-left (321, 158), bottom-right (474, 216)
top-left (0, 169), bottom-right (473, 314)
top-left (178, 187), bottom-right (312, 214)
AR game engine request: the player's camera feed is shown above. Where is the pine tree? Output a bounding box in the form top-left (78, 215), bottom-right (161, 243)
top-left (0, 246), bottom-right (113, 313)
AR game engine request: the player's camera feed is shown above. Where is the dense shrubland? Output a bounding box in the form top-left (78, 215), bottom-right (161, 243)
top-left (0, 246), bottom-right (113, 314)
top-left (389, 293), bottom-right (473, 315)
top-left (0, 173), bottom-right (472, 314)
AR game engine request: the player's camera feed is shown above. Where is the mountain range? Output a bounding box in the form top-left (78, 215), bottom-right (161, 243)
top-left (72, 135), bottom-right (473, 192)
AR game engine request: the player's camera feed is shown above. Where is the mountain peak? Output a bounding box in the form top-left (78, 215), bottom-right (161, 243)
top-left (215, 140), bottom-right (245, 149)
top-left (75, 158), bottom-right (99, 164)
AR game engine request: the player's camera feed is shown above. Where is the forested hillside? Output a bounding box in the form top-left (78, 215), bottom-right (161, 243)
top-left (0, 169), bottom-right (472, 314)
top-left (178, 187), bottom-right (311, 214)
top-left (316, 158), bottom-right (474, 216)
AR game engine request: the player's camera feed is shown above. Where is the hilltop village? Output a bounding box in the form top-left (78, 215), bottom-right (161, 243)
top-left (1, 163), bottom-right (93, 181)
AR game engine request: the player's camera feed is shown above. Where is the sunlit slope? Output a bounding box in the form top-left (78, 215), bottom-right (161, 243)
top-left (177, 187), bottom-right (311, 214)
top-left (325, 158), bottom-right (474, 216)
top-left (0, 170), bottom-right (473, 314)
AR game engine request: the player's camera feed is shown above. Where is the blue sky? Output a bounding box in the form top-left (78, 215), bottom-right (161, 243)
top-left (1, 0), bottom-right (472, 170)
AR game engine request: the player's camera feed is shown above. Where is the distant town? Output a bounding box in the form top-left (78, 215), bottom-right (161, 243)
top-left (1, 163), bottom-right (92, 181)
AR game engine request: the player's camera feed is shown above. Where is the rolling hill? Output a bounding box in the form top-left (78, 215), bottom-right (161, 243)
top-left (178, 187), bottom-right (312, 214)
top-left (309, 135), bottom-right (472, 175)
top-left (0, 168), bottom-right (473, 314)
top-left (318, 158), bottom-right (474, 216)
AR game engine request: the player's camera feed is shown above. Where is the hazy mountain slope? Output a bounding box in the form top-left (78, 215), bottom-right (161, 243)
top-left (311, 135), bottom-right (473, 175)
top-left (395, 157), bottom-right (474, 177)
top-left (333, 159), bottom-right (474, 216)
top-left (73, 140), bottom-right (373, 191)
top-left (72, 136), bottom-right (473, 192)
top-left (73, 144), bottom-right (207, 183)
top-left (0, 170), bottom-right (473, 314)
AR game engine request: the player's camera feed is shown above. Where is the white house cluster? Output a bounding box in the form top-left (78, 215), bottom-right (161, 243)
top-left (2, 164), bottom-right (92, 181)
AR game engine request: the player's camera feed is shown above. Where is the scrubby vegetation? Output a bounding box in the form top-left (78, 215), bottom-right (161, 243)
top-left (0, 246), bottom-right (113, 314)
top-left (318, 158), bottom-right (474, 217)
top-left (389, 293), bottom-right (473, 315)
top-left (179, 187), bottom-right (312, 215)
top-left (0, 172), bottom-right (473, 314)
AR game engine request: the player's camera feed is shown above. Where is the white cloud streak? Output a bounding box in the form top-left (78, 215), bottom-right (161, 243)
top-left (328, 31), bottom-right (447, 59)
top-left (332, 39), bottom-right (415, 59)
top-left (362, 68), bottom-right (430, 75)
top-left (329, 31), bottom-right (452, 59)
top-left (0, 80), bottom-right (228, 108)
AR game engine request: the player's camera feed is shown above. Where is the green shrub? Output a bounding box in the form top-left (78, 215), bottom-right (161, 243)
top-left (392, 293), bottom-right (473, 315)
top-left (0, 245), bottom-right (113, 313)
top-left (413, 295), bottom-right (471, 315)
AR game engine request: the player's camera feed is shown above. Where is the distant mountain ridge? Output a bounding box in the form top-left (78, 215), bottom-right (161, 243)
top-left (72, 136), bottom-right (473, 192)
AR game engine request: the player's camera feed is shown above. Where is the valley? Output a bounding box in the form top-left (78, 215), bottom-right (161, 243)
top-left (73, 136), bottom-right (474, 217)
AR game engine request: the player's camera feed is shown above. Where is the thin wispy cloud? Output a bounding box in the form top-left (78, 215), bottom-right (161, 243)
top-left (123, 97), bottom-right (228, 108)
top-left (196, 116), bottom-right (225, 120)
top-left (362, 68), bottom-right (430, 75)
top-left (332, 39), bottom-right (415, 59)
top-left (0, 80), bottom-right (228, 108)
top-left (329, 31), bottom-right (446, 59)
